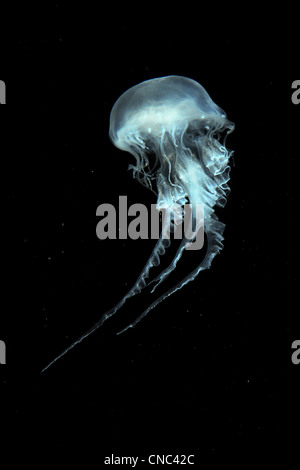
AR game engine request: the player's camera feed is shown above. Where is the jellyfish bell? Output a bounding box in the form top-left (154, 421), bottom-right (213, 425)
top-left (109, 75), bottom-right (228, 147)
top-left (109, 76), bottom-right (234, 213)
top-left (41, 76), bottom-right (234, 373)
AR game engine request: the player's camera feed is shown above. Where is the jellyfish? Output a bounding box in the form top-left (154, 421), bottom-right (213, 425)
top-left (41, 75), bottom-right (234, 372)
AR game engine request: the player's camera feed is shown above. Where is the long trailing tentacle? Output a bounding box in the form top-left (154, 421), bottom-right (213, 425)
top-left (41, 214), bottom-right (222, 373)
top-left (41, 231), bottom-right (171, 373)
top-left (117, 219), bottom-right (224, 335)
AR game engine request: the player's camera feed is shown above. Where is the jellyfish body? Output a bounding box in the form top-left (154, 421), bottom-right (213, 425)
top-left (110, 75), bottom-right (234, 332)
top-left (41, 76), bottom-right (234, 372)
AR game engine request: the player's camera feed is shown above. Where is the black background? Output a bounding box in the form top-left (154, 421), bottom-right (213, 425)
top-left (1, 4), bottom-right (299, 465)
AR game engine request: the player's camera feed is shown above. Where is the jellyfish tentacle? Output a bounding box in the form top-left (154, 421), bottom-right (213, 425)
top-left (117, 221), bottom-right (224, 335)
top-left (116, 260), bottom-right (208, 335)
